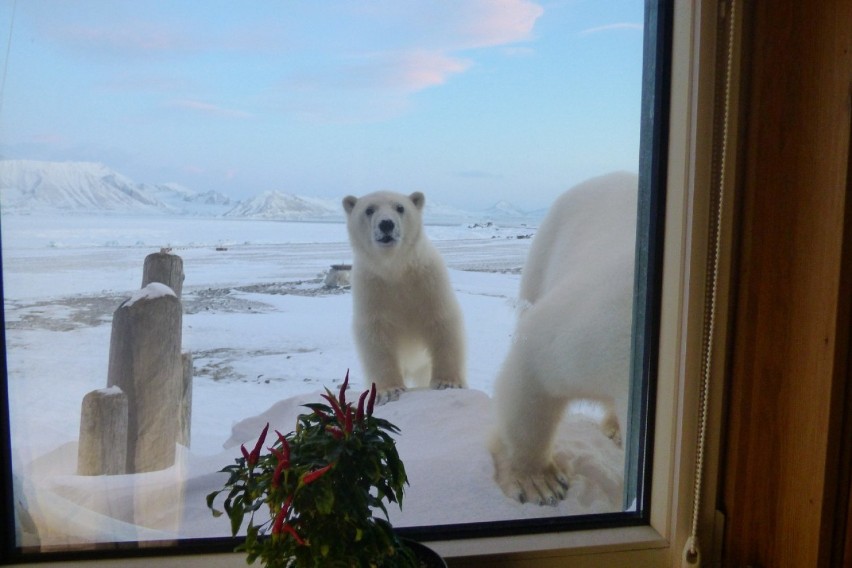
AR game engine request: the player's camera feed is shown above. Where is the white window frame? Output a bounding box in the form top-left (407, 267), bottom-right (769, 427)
top-left (2, 1), bottom-right (734, 565)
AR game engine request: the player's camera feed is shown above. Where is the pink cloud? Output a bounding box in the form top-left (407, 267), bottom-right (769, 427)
top-left (451, 0), bottom-right (544, 49)
top-left (359, 50), bottom-right (472, 92)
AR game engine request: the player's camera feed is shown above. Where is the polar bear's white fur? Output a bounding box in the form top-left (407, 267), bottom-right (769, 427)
top-left (489, 172), bottom-right (637, 505)
top-left (343, 191), bottom-right (466, 403)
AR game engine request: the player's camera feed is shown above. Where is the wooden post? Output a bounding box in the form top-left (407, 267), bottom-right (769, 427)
top-left (76, 387), bottom-right (128, 476)
top-left (142, 250), bottom-right (184, 298)
top-left (178, 351), bottom-right (193, 448)
top-left (107, 283), bottom-right (183, 473)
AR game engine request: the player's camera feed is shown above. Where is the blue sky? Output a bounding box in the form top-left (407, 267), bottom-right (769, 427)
top-left (0, 1), bottom-right (644, 211)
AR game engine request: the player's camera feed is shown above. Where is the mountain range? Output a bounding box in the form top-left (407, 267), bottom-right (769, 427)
top-left (0, 160), bottom-right (539, 223)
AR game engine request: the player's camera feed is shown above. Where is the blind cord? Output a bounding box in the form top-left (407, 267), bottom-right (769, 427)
top-left (682, 0), bottom-right (737, 565)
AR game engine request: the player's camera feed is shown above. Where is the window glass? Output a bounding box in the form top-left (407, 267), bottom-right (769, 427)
top-left (0, 0), bottom-right (665, 558)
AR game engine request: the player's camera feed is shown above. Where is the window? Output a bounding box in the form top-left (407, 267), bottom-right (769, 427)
top-left (0, 3), bottom-right (732, 555)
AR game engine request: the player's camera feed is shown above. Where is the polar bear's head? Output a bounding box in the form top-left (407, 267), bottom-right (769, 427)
top-left (342, 191), bottom-right (425, 257)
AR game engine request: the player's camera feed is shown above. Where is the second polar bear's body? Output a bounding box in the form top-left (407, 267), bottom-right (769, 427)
top-left (343, 191), bottom-right (466, 401)
top-left (490, 171), bottom-right (637, 505)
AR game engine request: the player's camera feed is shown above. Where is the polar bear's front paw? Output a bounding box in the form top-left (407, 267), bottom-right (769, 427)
top-left (492, 449), bottom-right (570, 506)
top-left (375, 387), bottom-right (406, 405)
top-left (431, 379), bottom-right (465, 390)
top-left (504, 468), bottom-right (570, 506)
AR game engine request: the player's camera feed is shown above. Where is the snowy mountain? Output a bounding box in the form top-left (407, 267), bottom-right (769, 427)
top-left (143, 182), bottom-right (233, 216)
top-left (485, 200), bottom-right (528, 219)
top-left (0, 159), bottom-right (541, 224)
top-left (0, 160), bottom-right (233, 216)
top-left (0, 160), bottom-right (165, 213)
top-left (224, 191), bottom-right (341, 221)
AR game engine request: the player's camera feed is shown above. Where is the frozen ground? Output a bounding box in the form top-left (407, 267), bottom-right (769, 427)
top-left (2, 213), bottom-right (625, 548)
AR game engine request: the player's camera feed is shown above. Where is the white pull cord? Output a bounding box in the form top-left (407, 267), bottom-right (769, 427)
top-left (682, 0), bottom-right (737, 565)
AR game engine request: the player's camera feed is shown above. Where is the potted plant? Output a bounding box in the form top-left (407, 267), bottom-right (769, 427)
top-left (207, 371), bottom-right (444, 567)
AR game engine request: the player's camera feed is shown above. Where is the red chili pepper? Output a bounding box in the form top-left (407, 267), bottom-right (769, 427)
top-left (321, 392), bottom-right (346, 424)
top-left (271, 505), bottom-right (287, 535)
top-left (366, 382), bottom-right (377, 416)
top-left (271, 497), bottom-right (292, 535)
top-left (269, 442), bottom-right (290, 469)
top-left (344, 406), bottom-right (353, 433)
top-left (248, 423), bottom-right (270, 466)
top-left (301, 463), bottom-right (333, 485)
top-left (282, 523), bottom-right (305, 546)
top-left (356, 389), bottom-right (369, 423)
top-left (240, 444), bottom-right (251, 463)
top-left (339, 369), bottom-right (350, 406)
top-left (273, 433), bottom-right (291, 466)
top-left (272, 459), bottom-right (287, 489)
top-left (275, 430), bottom-right (288, 445)
top-left (325, 425), bottom-right (344, 440)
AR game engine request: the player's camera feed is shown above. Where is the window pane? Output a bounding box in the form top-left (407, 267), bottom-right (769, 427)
top-left (0, 0), bottom-right (666, 558)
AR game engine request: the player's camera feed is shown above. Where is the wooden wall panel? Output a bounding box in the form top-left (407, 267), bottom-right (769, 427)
top-left (722, 0), bottom-right (852, 566)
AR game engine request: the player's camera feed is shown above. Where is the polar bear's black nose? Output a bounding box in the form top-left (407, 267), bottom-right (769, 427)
top-left (379, 219), bottom-right (395, 234)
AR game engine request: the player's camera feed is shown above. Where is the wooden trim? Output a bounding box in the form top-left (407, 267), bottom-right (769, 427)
top-left (721, 0), bottom-right (852, 566)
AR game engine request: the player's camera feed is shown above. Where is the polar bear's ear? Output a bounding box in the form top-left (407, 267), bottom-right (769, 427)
top-left (409, 192), bottom-right (425, 211)
top-left (343, 196), bottom-right (358, 215)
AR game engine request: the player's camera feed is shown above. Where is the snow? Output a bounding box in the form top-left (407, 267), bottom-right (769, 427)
top-left (123, 283), bottom-right (177, 307)
top-left (96, 385), bottom-right (124, 397)
top-left (3, 212), bottom-right (626, 548)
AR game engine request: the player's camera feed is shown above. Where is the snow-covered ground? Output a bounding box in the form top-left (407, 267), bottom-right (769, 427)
top-left (2, 213), bottom-right (625, 549)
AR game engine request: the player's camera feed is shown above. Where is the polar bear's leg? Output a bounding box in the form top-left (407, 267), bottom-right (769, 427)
top-left (600, 400), bottom-right (623, 447)
top-left (427, 322), bottom-right (467, 390)
top-left (490, 352), bottom-right (570, 505)
top-left (356, 333), bottom-right (406, 404)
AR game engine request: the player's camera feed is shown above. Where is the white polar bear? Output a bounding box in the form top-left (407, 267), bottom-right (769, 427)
top-left (343, 191), bottom-right (466, 403)
top-left (489, 171), bottom-right (637, 505)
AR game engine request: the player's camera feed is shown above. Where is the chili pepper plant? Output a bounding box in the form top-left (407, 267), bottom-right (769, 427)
top-left (207, 371), bottom-right (416, 567)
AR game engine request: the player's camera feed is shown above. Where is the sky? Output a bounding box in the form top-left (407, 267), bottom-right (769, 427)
top-left (0, 1), bottom-right (645, 211)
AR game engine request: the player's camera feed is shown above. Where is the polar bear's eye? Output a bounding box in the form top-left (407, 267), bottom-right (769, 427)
top-left (396, 205), bottom-right (405, 214)
top-left (365, 207), bottom-right (375, 217)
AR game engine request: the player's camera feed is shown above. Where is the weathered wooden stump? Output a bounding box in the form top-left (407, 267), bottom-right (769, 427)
top-left (77, 386), bottom-right (129, 476)
top-left (178, 351), bottom-right (193, 448)
top-left (107, 283), bottom-right (183, 473)
top-left (142, 250), bottom-right (184, 298)
top-left (324, 264), bottom-right (352, 288)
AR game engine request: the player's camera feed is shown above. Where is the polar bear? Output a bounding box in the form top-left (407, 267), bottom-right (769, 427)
top-left (489, 171), bottom-right (637, 505)
top-left (343, 191), bottom-right (466, 403)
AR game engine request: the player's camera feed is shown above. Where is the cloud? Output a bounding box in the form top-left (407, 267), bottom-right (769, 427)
top-left (450, 0), bottom-right (544, 49)
top-left (295, 0), bottom-right (543, 95)
top-left (579, 22), bottom-right (643, 36)
top-left (341, 50), bottom-right (472, 92)
top-left (165, 100), bottom-right (253, 119)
